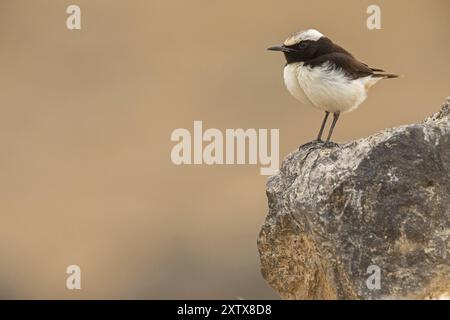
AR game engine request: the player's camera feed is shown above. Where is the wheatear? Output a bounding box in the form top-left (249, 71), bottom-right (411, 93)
top-left (268, 29), bottom-right (398, 144)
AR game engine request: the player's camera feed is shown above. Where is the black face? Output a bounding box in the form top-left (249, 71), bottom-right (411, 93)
top-left (282, 40), bottom-right (319, 64)
top-left (268, 37), bottom-right (348, 64)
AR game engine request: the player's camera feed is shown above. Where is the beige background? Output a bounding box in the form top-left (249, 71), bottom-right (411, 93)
top-left (0, 0), bottom-right (448, 299)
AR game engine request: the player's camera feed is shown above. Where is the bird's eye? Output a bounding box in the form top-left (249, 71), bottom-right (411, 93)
top-left (298, 42), bottom-right (308, 49)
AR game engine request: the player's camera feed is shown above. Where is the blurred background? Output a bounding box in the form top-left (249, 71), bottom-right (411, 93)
top-left (0, 0), bottom-right (448, 299)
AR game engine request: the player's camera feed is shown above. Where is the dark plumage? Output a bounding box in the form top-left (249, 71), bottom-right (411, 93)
top-left (281, 37), bottom-right (399, 80)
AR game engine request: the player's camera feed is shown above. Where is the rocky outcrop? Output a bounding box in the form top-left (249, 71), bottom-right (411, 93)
top-left (258, 98), bottom-right (450, 300)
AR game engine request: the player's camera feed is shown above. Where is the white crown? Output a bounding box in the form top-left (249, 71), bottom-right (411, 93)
top-left (284, 29), bottom-right (324, 46)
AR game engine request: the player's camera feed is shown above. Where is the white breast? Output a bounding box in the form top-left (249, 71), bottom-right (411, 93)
top-left (283, 63), bottom-right (312, 105)
top-left (284, 62), bottom-right (379, 114)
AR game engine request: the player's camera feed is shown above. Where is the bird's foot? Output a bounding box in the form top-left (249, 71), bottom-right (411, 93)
top-left (298, 139), bottom-right (324, 150)
top-left (323, 141), bottom-right (340, 148)
top-left (299, 139), bottom-right (341, 151)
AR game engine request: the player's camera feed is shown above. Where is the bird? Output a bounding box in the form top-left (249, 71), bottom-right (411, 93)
top-left (268, 29), bottom-right (398, 145)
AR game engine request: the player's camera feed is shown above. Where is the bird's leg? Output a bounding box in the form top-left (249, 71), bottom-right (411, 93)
top-left (299, 111), bottom-right (331, 150)
top-left (316, 111), bottom-right (330, 142)
top-left (326, 112), bottom-right (340, 143)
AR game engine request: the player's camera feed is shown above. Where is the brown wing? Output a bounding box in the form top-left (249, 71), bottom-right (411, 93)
top-left (306, 53), bottom-right (375, 79)
top-left (307, 53), bottom-right (398, 79)
top-left (364, 64), bottom-right (385, 72)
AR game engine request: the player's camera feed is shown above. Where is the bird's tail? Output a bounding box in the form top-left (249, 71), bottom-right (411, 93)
top-left (373, 73), bottom-right (400, 79)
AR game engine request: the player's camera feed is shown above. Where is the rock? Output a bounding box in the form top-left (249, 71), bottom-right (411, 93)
top-left (257, 98), bottom-right (450, 300)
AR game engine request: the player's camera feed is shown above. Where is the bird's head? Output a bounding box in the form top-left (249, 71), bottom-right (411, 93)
top-left (268, 29), bottom-right (329, 64)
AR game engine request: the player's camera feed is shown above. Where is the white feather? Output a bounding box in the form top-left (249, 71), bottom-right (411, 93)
top-left (283, 62), bottom-right (381, 114)
top-left (284, 29), bottom-right (324, 46)
top-left (283, 63), bottom-right (312, 105)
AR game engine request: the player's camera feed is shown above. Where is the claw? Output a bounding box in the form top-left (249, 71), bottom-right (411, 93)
top-left (299, 139), bottom-right (324, 150)
top-left (323, 141), bottom-right (340, 148)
